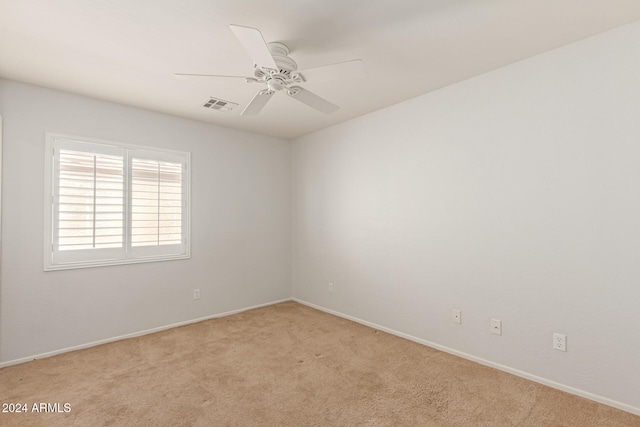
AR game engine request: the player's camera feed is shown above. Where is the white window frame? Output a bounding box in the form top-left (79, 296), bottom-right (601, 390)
top-left (44, 133), bottom-right (191, 271)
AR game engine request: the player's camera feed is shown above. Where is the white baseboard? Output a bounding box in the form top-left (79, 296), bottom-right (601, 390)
top-left (293, 298), bottom-right (640, 417)
top-left (0, 298), bottom-right (293, 369)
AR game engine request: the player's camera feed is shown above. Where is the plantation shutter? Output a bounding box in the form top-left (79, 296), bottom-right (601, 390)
top-left (45, 134), bottom-right (190, 270)
top-left (131, 158), bottom-right (183, 247)
top-left (50, 139), bottom-right (127, 266)
top-left (57, 149), bottom-right (125, 250)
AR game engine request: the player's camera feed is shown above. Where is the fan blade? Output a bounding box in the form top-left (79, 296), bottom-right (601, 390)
top-left (229, 24), bottom-right (278, 71)
top-left (286, 86), bottom-right (339, 114)
top-left (298, 59), bottom-right (365, 82)
top-left (242, 90), bottom-right (274, 115)
top-left (174, 73), bottom-right (249, 80)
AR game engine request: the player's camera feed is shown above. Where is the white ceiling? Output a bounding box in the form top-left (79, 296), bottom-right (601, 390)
top-left (2, 0), bottom-right (640, 140)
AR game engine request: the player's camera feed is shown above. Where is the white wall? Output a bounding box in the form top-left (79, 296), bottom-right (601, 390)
top-left (292, 21), bottom-right (640, 413)
top-left (0, 79), bottom-right (291, 363)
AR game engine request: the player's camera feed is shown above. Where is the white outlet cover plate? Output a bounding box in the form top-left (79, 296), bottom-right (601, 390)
top-left (451, 309), bottom-right (461, 324)
top-left (553, 333), bottom-right (567, 351)
top-left (491, 319), bottom-right (502, 335)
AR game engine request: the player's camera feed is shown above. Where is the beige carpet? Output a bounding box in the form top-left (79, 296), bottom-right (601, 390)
top-left (0, 301), bottom-right (638, 426)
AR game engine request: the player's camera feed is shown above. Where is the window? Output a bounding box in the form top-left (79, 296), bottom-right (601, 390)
top-left (44, 134), bottom-right (190, 270)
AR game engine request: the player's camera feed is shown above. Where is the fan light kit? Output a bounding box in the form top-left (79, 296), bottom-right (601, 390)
top-left (175, 24), bottom-right (365, 116)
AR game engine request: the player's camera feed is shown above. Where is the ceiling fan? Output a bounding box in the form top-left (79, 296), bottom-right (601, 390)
top-left (175, 24), bottom-right (365, 115)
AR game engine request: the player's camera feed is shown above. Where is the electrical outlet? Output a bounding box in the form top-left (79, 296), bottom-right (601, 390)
top-left (328, 283), bottom-right (334, 293)
top-left (491, 319), bottom-right (502, 335)
top-left (451, 309), bottom-right (461, 324)
top-left (553, 333), bottom-right (567, 351)
top-left (193, 289), bottom-right (200, 300)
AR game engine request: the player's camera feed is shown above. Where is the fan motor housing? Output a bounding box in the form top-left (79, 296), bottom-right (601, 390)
top-left (254, 42), bottom-right (304, 92)
top-left (267, 42), bottom-right (297, 72)
top-left (253, 42), bottom-right (302, 88)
